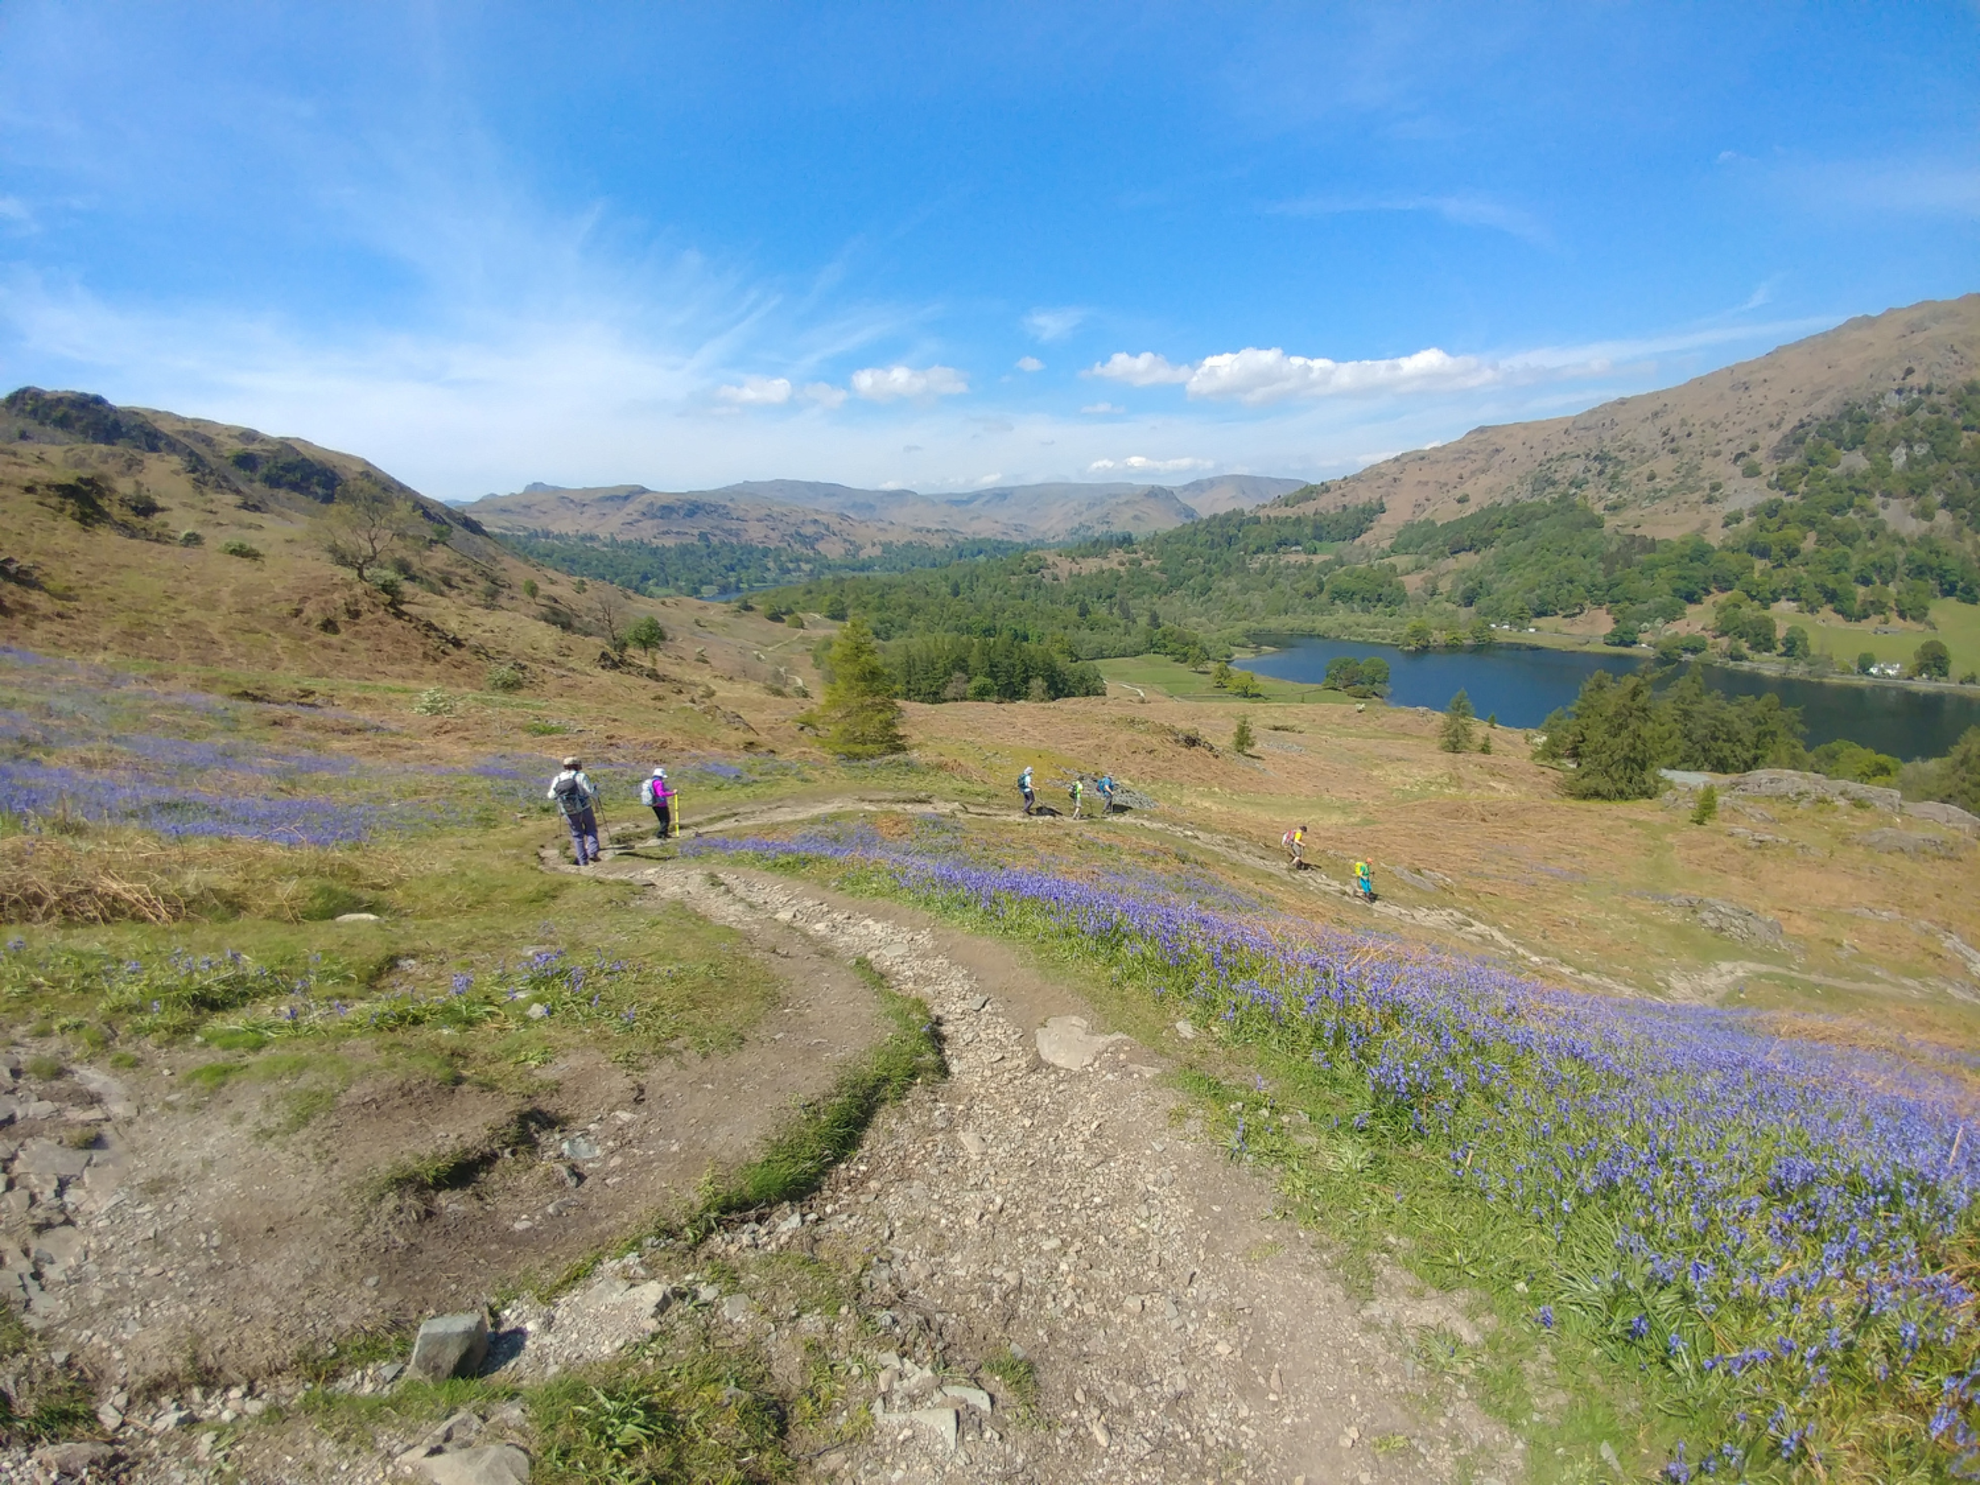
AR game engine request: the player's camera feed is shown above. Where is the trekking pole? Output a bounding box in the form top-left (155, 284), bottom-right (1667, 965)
top-left (673, 787), bottom-right (683, 841)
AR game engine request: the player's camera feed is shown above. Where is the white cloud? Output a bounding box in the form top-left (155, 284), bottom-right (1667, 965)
top-left (850, 363), bottom-right (969, 402)
top-left (1086, 350), bottom-right (1192, 386)
top-left (973, 471), bottom-right (1003, 486)
top-left (1081, 401), bottom-right (1126, 415)
top-left (1014, 355), bottom-right (1044, 372)
top-left (1088, 455), bottom-right (1214, 474)
top-left (1184, 346), bottom-right (1496, 404)
top-left (715, 374), bottom-right (793, 405)
top-left (799, 381), bottom-right (848, 408)
top-left (1022, 307), bottom-right (1087, 342)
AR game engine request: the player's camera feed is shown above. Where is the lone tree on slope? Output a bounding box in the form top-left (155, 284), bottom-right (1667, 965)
top-left (807, 617), bottom-right (906, 759)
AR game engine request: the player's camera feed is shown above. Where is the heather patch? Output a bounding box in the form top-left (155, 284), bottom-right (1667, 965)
top-left (690, 825), bottom-right (1980, 1479)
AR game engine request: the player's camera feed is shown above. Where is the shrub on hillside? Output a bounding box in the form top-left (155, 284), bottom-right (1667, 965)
top-left (178, 530), bottom-right (204, 547)
top-left (484, 663), bottom-right (525, 694)
top-left (1538, 667), bottom-right (1805, 800)
top-left (218, 539), bottom-right (263, 561)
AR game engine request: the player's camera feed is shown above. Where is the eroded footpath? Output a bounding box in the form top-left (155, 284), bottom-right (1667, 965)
top-left (637, 862), bottom-right (1522, 1485)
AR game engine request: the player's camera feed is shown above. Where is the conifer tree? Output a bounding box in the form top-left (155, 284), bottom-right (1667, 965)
top-left (808, 617), bottom-right (906, 758)
top-left (1439, 690), bottom-right (1476, 753)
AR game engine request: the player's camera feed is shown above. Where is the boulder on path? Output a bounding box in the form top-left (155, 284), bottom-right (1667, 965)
top-left (410, 1312), bottom-right (490, 1381)
top-left (1035, 1015), bottom-right (1125, 1070)
top-left (32, 1440), bottom-right (117, 1478)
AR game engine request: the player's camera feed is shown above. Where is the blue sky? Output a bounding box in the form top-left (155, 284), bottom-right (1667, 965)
top-left (1, 3), bottom-right (1976, 502)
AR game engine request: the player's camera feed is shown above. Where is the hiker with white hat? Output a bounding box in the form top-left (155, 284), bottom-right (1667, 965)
top-left (640, 767), bottom-right (677, 840)
top-left (547, 756), bottom-right (602, 865)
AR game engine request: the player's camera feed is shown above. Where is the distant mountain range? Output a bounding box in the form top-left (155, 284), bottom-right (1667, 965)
top-left (457, 474), bottom-right (1310, 552)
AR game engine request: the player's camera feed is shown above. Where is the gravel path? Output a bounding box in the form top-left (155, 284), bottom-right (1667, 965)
top-left (643, 862), bottom-right (1523, 1485)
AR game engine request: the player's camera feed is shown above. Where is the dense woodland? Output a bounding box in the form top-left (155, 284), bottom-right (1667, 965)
top-left (497, 530), bottom-right (1024, 596)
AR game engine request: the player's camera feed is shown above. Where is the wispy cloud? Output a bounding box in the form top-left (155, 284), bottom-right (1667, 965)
top-left (1787, 158), bottom-right (1980, 218)
top-left (1014, 355), bottom-right (1044, 372)
top-left (1267, 191), bottom-right (1552, 247)
top-left (1081, 401), bottom-right (1126, 415)
top-left (1023, 306), bottom-right (1088, 342)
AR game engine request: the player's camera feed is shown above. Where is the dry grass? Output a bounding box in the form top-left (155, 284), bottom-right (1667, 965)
top-left (0, 828), bottom-right (405, 925)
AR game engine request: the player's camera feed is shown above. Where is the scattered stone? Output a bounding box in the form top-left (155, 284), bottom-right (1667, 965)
top-left (1730, 768), bottom-right (1900, 811)
top-left (906, 1406), bottom-right (959, 1451)
top-left (1035, 1015), bottom-right (1125, 1070)
top-left (410, 1312), bottom-right (491, 1381)
top-left (16, 1139), bottom-right (89, 1179)
top-left (1654, 894), bottom-right (1785, 948)
top-left (560, 1135), bottom-right (601, 1162)
top-left (1089, 1419), bottom-right (1111, 1448)
top-left (419, 1443), bottom-right (532, 1485)
top-left (33, 1440), bottom-right (116, 1476)
top-left (334, 911), bottom-right (381, 922)
top-left (1174, 1019), bottom-right (1197, 1040)
top-left (942, 1384), bottom-right (992, 1413)
top-left (957, 1131), bottom-right (987, 1158)
top-left (721, 1293), bottom-right (756, 1323)
top-left (1859, 828), bottom-right (1963, 857)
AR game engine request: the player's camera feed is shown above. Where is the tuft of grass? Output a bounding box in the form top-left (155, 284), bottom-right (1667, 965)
top-left (22, 1054), bottom-right (66, 1081)
top-left (979, 1346), bottom-right (1038, 1419)
top-left (0, 1305), bottom-right (97, 1446)
top-left (363, 1106), bottom-right (561, 1214)
top-left (532, 1354), bottom-right (792, 1484)
top-left (684, 960), bottom-right (942, 1233)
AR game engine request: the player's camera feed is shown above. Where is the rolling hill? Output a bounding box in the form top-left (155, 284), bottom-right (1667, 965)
top-left (1286, 293), bottom-right (1980, 544)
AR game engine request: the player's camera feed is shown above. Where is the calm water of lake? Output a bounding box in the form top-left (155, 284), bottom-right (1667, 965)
top-left (1238, 636), bottom-right (1980, 759)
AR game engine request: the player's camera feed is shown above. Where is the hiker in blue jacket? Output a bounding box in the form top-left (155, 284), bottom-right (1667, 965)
top-left (548, 756), bottom-right (601, 865)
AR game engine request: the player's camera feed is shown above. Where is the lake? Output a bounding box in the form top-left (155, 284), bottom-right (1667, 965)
top-left (1237, 636), bottom-right (1980, 759)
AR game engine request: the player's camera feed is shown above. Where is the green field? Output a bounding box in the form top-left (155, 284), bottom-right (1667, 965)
top-left (1797, 597), bottom-right (1980, 678)
top-left (1095, 653), bottom-right (1358, 704)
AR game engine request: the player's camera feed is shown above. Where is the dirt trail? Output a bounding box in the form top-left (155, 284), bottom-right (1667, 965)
top-left (615, 858), bottom-right (1524, 1485)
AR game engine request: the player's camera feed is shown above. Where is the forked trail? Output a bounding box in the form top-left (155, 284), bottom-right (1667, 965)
top-left (602, 849), bottom-right (1526, 1485)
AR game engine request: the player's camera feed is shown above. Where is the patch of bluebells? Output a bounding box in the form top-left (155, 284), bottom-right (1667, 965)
top-left (690, 826), bottom-right (1980, 1475)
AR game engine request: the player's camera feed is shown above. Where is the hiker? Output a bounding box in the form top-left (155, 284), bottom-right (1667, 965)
top-left (1353, 860), bottom-right (1375, 901)
top-left (1283, 824), bottom-right (1307, 869)
top-left (1069, 775), bottom-right (1085, 820)
top-left (1097, 773), bottom-right (1116, 814)
top-left (640, 766), bottom-right (675, 840)
top-left (1019, 765), bottom-right (1036, 816)
top-left (548, 756), bottom-right (601, 865)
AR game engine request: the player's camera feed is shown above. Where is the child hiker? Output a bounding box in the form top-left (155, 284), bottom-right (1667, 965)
top-left (1069, 775), bottom-right (1085, 820)
top-left (548, 756), bottom-right (601, 865)
top-left (640, 766), bottom-right (675, 839)
top-left (1353, 860), bottom-right (1375, 901)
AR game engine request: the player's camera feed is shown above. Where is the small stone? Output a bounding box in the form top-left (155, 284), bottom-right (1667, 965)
top-left (334, 912), bottom-right (381, 922)
top-left (560, 1135), bottom-right (601, 1162)
top-left (420, 1443), bottom-right (532, 1485)
top-left (36, 1441), bottom-right (116, 1474)
top-left (957, 1131), bottom-right (987, 1158)
top-left (1174, 1019), bottom-right (1197, 1040)
top-left (409, 1312), bottom-right (490, 1382)
top-left (1089, 1420), bottom-right (1111, 1448)
top-left (1214, 1341), bottom-right (1232, 1356)
top-left (907, 1406), bottom-right (959, 1452)
top-left (942, 1385), bottom-right (992, 1414)
top-left (1269, 1365), bottom-right (1283, 1393)
top-left (96, 1400), bottom-right (123, 1430)
top-left (1034, 1015), bottom-right (1125, 1070)
top-left (526, 1003), bottom-right (550, 1020)
top-left (721, 1294), bottom-right (756, 1323)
